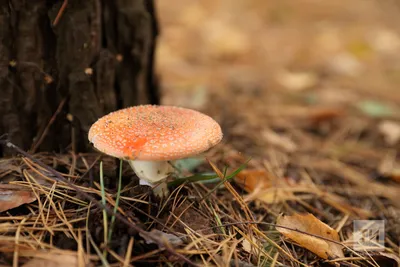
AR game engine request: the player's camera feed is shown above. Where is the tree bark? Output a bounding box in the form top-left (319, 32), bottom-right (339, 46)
top-left (0, 0), bottom-right (159, 156)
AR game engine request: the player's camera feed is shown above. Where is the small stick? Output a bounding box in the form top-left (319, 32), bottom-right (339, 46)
top-left (52, 0), bottom-right (68, 27)
top-left (0, 139), bottom-right (198, 267)
top-left (30, 98), bottom-right (67, 153)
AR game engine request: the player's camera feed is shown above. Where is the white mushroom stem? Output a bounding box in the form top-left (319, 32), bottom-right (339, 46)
top-left (138, 178), bottom-right (169, 198)
top-left (127, 160), bottom-right (173, 197)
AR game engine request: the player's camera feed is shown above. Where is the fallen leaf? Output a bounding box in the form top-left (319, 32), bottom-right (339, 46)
top-left (0, 184), bottom-right (37, 212)
top-left (0, 159), bottom-right (22, 181)
top-left (22, 254), bottom-right (79, 267)
top-left (276, 213), bottom-right (344, 259)
top-left (378, 120), bottom-right (400, 145)
top-left (236, 170), bottom-right (371, 214)
top-left (140, 229), bottom-right (183, 247)
top-left (256, 188), bottom-right (300, 204)
top-left (235, 169), bottom-right (298, 204)
top-left (241, 235), bottom-right (259, 254)
top-left (234, 170), bottom-right (272, 192)
top-left (0, 159), bottom-right (22, 174)
top-left (241, 238), bottom-right (252, 253)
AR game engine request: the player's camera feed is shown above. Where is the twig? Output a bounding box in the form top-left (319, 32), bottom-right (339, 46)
top-left (123, 237), bottom-right (134, 267)
top-left (0, 140), bottom-right (198, 267)
top-left (193, 220), bottom-right (346, 247)
top-left (30, 98), bottom-right (67, 153)
top-left (52, 0), bottom-right (68, 27)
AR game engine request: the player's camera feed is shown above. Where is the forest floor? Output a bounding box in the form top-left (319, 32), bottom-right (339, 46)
top-left (1, 0), bottom-right (400, 266)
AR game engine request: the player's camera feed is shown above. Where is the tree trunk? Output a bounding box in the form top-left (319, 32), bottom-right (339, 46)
top-left (0, 0), bottom-right (159, 156)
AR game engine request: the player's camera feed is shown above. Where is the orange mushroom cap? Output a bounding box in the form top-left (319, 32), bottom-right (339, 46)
top-left (88, 105), bottom-right (223, 161)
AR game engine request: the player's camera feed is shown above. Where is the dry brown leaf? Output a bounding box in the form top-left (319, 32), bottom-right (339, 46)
top-left (0, 184), bottom-right (36, 212)
top-left (276, 213), bottom-right (344, 260)
top-left (241, 238), bottom-right (252, 254)
top-left (235, 169), bottom-right (298, 204)
top-left (21, 254), bottom-right (78, 267)
top-left (0, 159), bottom-right (22, 182)
top-left (256, 188), bottom-right (299, 204)
top-left (241, 235), bottom-right (259, 254)
top-left (234, 169), bottom-right (272, 192)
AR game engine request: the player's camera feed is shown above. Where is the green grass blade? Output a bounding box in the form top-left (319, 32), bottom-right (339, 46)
top-left (167, 173), bottom-right (218, 187)
top-left (199, 158), bottom-right (251, 202)
top-left (99, 161), bottom-right (108, 255)
top-left (168, 157), bottom-right (251, 188)
top-left (107, 160), bottom-right (123, 242)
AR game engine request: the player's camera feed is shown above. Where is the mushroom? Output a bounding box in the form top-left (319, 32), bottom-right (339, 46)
top-left (88, 105), bottom-right (223, 197)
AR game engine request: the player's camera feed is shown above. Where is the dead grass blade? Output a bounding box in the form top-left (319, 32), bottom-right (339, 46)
top-left (0, 140), bottom-right (198, 267)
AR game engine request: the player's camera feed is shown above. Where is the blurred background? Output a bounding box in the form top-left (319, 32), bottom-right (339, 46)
top-left (156, 0), bottom-right (400, 107)
top-left (154, 0), bottom-right (400, 163)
